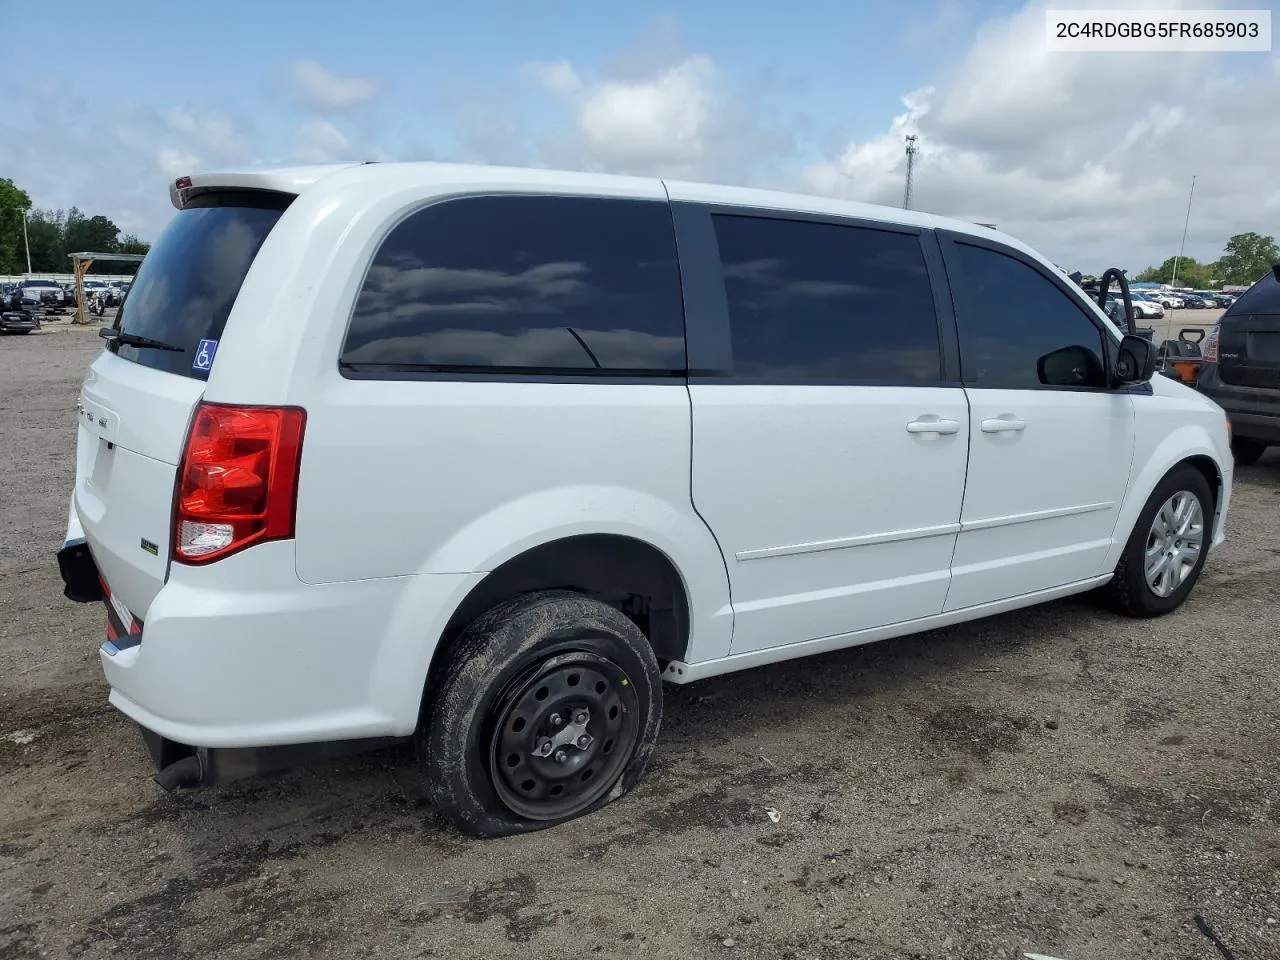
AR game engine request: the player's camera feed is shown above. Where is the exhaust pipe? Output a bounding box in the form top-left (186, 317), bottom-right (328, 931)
top-left (154, 750), bottom-right (207, 791)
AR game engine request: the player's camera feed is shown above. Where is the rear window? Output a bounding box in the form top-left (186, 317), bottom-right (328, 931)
top-left (1223, 271), bottom-right (1280, 318)
top-left (109, 192), bottom-right (291, 380)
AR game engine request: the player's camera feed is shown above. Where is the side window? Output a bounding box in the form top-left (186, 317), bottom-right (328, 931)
top-left (951, 242), bottom-right (1107, 389)
top-left (711, 214), bottom-right (942, 382)
top-left (342, 195), bottom-right (686, 375)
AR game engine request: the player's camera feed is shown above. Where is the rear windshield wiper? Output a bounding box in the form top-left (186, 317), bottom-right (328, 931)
top-left (99, 328), bottom-right (184, 352)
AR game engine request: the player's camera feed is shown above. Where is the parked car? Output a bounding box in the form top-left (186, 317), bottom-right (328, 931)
top-left (1124, 292), bottom-right (1165, 319)
top-left (56, 162), bottom-right (1234, 836)
top-left (18, 278), bottom-right (65, 307)
top-left (1, 285), bottom-right (40, 334)
top-left (1197, 264), bottom-right (1280, 465)
top-left (1198, 292), bottom-right (1233, 308)
top-left (1180, 294), bottom-right (1210, 309)
top-left (1153, 292), bottom-right (1183, 309)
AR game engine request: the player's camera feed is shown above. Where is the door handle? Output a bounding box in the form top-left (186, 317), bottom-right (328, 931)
top-left (906, 417), bottom-right (961, 435)
top-left (980, 416), bottom-right (1027, 433)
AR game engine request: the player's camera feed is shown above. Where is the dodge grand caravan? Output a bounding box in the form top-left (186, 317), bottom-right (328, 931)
top-left (57, 162), bottom-right (1233, 837)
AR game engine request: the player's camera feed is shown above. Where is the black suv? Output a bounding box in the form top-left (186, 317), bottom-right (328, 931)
top-left (1198, 264), bottom-right (1280, 465)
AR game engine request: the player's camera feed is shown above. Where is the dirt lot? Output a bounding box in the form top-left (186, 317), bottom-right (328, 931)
top-left (2, 320), bottom-right (1278, 960)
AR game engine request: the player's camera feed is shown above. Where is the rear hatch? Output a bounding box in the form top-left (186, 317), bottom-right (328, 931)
top-left (73, 191), bottom-right (292, 620)
top-left (1217, 271), bottom-right (1280, 390)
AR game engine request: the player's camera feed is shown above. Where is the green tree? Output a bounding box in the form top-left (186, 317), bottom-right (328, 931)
top-left (65, 213), bottom-right (121, 256)
top-left (24, 210), bottom-right (66, 273)
top-left (1134, 256), bottom-right (1212, 288)
top-left (115, 234), bottom-right (150, 274)
top-left (1214, 232), bottom-right (1280, 287)
top-left (0, 177), bottom-right (33, 274)
top-left (118, 234), bottom-right (150, 256)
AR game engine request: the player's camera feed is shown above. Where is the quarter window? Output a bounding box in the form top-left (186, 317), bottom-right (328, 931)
top-left (342, 195), bottom-right (686, 376)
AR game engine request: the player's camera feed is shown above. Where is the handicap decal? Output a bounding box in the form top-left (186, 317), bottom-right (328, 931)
top-left (193, 338), bottom-right (219, 372)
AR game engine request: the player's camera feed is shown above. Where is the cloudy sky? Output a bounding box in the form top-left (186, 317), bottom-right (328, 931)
top-left (1, 0), bottom-right (1276, 273)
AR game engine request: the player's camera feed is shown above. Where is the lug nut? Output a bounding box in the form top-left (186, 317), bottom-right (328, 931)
top-left (574, 711), bottom-right (588, 725)
top-left (576, 735), bottom-right (591, 749)
top-left (550, 713), bottom-right (563, 727)
top-left (554, 749), bottom-right (567, 763)
top-left (537, 739), bottom-right (552, 755)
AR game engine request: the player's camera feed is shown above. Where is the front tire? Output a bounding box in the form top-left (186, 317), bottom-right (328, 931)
top-left (418, 590), bottom-right (662, 838)
top-left (1103, 465), bottom-right (1213, 617)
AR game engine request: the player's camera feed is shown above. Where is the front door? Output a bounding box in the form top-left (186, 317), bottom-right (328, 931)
top-left (938, 233), bottom-right (1136, 611)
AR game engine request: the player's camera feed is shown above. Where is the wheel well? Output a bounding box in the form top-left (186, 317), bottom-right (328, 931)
top-left (1181, 454), bottom-right (1222, 509)
top-left (427, 535), bottom-right (691, 692)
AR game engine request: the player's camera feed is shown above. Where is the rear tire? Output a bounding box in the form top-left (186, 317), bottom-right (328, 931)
top-left (1231, 437), bottom-right (1267, 467)
top-left (1103, 465), bottom-right (1213, 618)
top-left (417, 590), bottom-right (662, 838)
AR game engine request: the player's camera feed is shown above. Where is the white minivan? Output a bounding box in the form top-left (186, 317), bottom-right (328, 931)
top-left (58, 162), bottom-right (1232, 836)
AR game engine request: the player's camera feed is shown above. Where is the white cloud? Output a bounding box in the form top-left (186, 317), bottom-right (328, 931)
top-left (800, 0), bottom-right (1280, 270)
top-left (294, 119), bottom-right (352, 163)
top-left (528, 52), bottom-right (791, 183)
top-left (155, 147), bottom-right (201, 178)
top-left (526, 60), bottom-right (581, 96)
top-left (289, 60), bottom-right (381, 111)
top-left (6, 3), bottom-right (1278, 276)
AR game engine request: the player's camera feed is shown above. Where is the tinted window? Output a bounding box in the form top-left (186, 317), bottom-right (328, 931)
top-left (712, 214), bottom-right (941, 381)
top-left (342, 195), bottom-right (685, 375)
top-left (110, 192), bottom-right (290, 380)
top-left (951, 242), bottom-right (1107, 389)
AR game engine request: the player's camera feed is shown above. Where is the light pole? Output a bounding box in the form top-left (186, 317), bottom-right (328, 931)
top-left (1170, 175), bottom-right (1195, 289)
top-left (1, 207), bottom-right (33, 274)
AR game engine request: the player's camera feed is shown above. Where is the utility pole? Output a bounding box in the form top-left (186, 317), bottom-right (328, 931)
top-left (1170, 175), bottom-right (1195, 289)
top-left (903, 135), bottom-right (919, 210)
top-left (22, 211), bottom-right (31, 274)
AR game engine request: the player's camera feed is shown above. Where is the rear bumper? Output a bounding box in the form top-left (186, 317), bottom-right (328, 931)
top-left (89, 540), bottom-right (483, 749)
top-left (0, 313), bottom-right (39, 332)
top-left (1198, 364), bottom-right (1280, 443)
top-left (135, 723), bottom-right (404, 791)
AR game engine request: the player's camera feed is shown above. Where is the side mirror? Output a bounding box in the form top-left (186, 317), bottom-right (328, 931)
top-left (1114, 335), bottom-right (1157, 385)
top-left (1037, 344), bottom-right (1107, 388)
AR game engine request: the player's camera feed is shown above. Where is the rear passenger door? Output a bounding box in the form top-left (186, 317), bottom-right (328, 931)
top-left (674, 203), bottom-right (971, 654)
top-left (937, 232), bottom-right (1136, 611)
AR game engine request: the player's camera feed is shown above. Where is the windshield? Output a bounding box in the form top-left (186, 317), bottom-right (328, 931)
top-left (22, 279), bottom-right (55, 287)
top-left (110, 191), bottom-right (292, 380)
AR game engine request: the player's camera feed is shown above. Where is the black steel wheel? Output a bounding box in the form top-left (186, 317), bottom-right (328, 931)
top-left (418, 590), bottom-right (662, 838)
top-left (488, 651), bottom-right (640, 821)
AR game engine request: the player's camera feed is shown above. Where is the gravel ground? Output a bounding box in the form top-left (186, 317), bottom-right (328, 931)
top-left (2, 319), bottom-right (1278, 960)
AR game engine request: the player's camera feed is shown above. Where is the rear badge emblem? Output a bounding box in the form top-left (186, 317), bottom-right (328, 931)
top-left (140, 538), bottom-right (159, 556)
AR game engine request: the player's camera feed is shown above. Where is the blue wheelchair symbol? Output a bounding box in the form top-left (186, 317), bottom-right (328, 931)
top-left (193, 338), bottom-right (218, 372)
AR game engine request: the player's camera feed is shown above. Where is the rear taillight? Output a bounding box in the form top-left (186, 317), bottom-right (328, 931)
top-left (1204, 324), bottom-right (1220, 363)
top-left (173, 402), bottom-right (306, 564)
